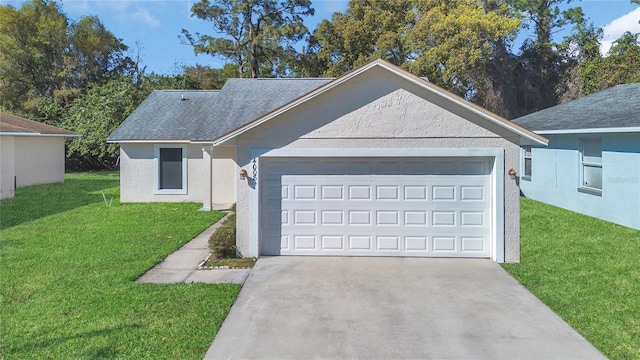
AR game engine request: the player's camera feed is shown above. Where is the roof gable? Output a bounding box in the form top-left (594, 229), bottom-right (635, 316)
top-left (512, 82), bottom-right (640, 133)
top-left (0, 112), bottom-right (78, 137)
top-left (191, 78), bottom-right (332, 141)
top-left (212, 59), bottom-right (547, 146)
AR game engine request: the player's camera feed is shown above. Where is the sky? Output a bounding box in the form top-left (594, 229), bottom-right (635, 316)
top-left (1, 0), bottom-right (639, 75)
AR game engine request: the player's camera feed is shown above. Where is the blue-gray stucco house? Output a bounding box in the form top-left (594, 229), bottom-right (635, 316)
top-left (512, 82), bottom-right (640, 230)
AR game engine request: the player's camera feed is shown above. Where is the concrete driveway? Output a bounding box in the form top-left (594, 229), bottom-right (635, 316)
top-left (204, 257), bottom-right (605, 359)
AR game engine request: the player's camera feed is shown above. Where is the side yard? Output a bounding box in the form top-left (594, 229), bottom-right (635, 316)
top-left (503, 198), bottom-right (640, 359)
top-left (0, 172), bottom-right (240, 359)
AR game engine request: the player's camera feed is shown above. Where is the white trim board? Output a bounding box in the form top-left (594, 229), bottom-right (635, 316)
top-left (535, 127), bottom-right (640, 135)
top-left (0, 132), bottom-right (80, 137)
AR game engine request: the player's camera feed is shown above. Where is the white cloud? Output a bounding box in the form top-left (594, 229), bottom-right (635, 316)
top-left (601, 7), bottom-right (640, 55)
top-left (131, 7), bottom-right (160, 27)
top-left (60, 0), bottom-right (162, 28)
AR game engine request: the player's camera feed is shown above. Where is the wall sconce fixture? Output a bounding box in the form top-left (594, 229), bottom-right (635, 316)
top-left (239, 168), bottom-right (248, 180)
top-left (508, 168), bottom-right (517, 179)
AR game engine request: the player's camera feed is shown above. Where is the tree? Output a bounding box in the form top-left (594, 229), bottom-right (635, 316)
top-left (556, 19), bottom-right (603, 102)
top-left (62, 73), bottom-right (193, 170)
top-left (63, 16), bottom-right (129, 92)
top-left (577, 32), bottom-right (640, 96)
top-left (406, 0), bottom-right (520, 100)
top-left (181, 0), bottom-right (314, 78)
top-left (0, 0), bottom-right (129, 120)
top-left (0, 0), bottom-right (67, 112)
top-left (508, 0), bottom-right (585, 115)
top-left (306, 0), bottom-right (414, 77)
top-left (181, 64), bottom-right (237, 89)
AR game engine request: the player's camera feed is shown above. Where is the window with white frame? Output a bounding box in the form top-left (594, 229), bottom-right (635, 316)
top-left (523, 146), bottom-right (532, 180)
top-left (154, 145), bottom-right (187, 194)
top-left (580, 139), bottom-right (602, 191)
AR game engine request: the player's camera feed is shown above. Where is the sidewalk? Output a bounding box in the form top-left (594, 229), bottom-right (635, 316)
top-left (135, 213), bottom-right (251, 284)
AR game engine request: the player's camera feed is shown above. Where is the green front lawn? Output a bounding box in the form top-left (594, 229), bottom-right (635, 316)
top-left (504, 198), bottom-right (640, 359)
top-left (0, 172), bottom-right (241, 359)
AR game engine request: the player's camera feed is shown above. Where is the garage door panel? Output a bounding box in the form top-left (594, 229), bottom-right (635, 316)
top-left (262, 158), bottom-right (492, 258)
top-left (321, 185), bottom-right (343, 199)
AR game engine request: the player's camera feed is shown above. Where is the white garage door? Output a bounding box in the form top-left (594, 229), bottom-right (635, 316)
top-left (261, 157), bottom-right (492, 257)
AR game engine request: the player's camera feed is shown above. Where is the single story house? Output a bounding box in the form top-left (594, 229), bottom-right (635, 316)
top-left (108, 59), bottom-right (547, 262)
top-left (512, 82), bottom-right (640, 230)
top-left (0, 112), bottom-right (79, 200)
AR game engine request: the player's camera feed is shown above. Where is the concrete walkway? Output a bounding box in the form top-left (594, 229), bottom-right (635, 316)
top-left (205, 256), bottom-right (605, 360)
top-left (135, 213), bottom-right (250, 284)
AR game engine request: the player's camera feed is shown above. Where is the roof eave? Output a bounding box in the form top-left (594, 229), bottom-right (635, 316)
top-left (107, 139), bottom-right (190, 144)
top-left (535, 127), bottom-right (640, 135)
top-left (0, 132), bottom-right (80, 137)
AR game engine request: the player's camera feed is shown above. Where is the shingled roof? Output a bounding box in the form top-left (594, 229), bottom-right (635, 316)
top-left (0, 112), bottom-right (78, 136)
top-left (512, 82), bottom-right (640, 133)
top-left (108, 78), bottom-right (332, 142)
top-left (108, 90), bottom-right (221, 141)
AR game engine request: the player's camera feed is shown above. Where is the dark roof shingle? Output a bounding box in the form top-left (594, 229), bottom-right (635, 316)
top-left (108, 78), bottom-right (332, 142)
top-left (107, 90), bottom-right (221, 141)
top-left (512, 82), bottom-right (640, 132)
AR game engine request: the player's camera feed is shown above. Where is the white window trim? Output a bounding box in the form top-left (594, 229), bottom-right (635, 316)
top-left (154, 144), bottom-right (188, 195)
top-left (522, 146), bottom-right (532, 181)
top-left (579, 138), bottom-right (602, 195)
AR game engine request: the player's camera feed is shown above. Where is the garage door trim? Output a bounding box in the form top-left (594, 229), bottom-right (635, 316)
top-left (250, 148), bottom-right (505, 262)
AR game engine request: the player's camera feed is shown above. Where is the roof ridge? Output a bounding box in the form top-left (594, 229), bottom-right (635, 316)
top-left (153, 89), bottom-right (221, 93)
top-left (228, 77), bottom-right (334, 81)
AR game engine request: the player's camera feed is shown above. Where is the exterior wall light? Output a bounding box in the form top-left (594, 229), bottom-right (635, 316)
top-left (508, 168), bottom-right (517, 179)
top-left (239, 168), bottom-right (248, 180)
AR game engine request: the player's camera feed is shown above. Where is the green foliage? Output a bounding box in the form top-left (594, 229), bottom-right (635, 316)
top-left (308, 0), bottom-right (414, 77)
top-left (0, 172), bottom-right (239, 359)
top-left (503, 198), bottom-right (640, 359)
top-left (578, 32), bottom-right (640, 96)
top-left (181, 0), bottom-right (314, 78)
top-left (61, 76), bottom-right (147, 170)
top-left (0, 0), bottom-right (129, 117)
top-left (182, 63), bottom-right (237, 89)
top-left (205, 257), bottom-right (256, 268)
top-left (60, 72), bottom-right (202, 171)
top-left (297, 0), bottom-right (640, 118)
top-left (406, 0), bottom-right (520, 98)
top-left (209, 213), bottom-right (237, 259)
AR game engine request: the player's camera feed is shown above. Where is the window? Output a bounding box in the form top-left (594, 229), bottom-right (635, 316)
top-left (580, 139), bottom-right (602, 193)
top-left (154, 145), bottom-right (187, 194)
top-left (522, 146), bottom-right (532, 180)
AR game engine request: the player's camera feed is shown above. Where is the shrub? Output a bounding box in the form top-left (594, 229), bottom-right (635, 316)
top-left (209, 213), bottom-right (236, 258)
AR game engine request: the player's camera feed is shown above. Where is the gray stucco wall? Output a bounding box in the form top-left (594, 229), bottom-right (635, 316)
top-left (234, 67), bottom-right (522, 262)
top-left (211, 145), bottom-right (238, 205)
top-left (120, 143), bottom-right (209, 205)
top-left (0, 135), bottom-right (16, 199)
top-left (1, 136), bottom-right (66, 199)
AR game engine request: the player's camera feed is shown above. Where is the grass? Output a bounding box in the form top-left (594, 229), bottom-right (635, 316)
top-left (0, 172), bottom-right (241, 359)
top-left (503, 198), bottom-right (640, 359)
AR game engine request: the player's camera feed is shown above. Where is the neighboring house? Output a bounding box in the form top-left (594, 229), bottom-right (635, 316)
top-left (0, 112), bottom-right (79, 200)
top-left (512, 82), bottom-right (640, 230)
top-left (108, 59), bottom-right (547, 262)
